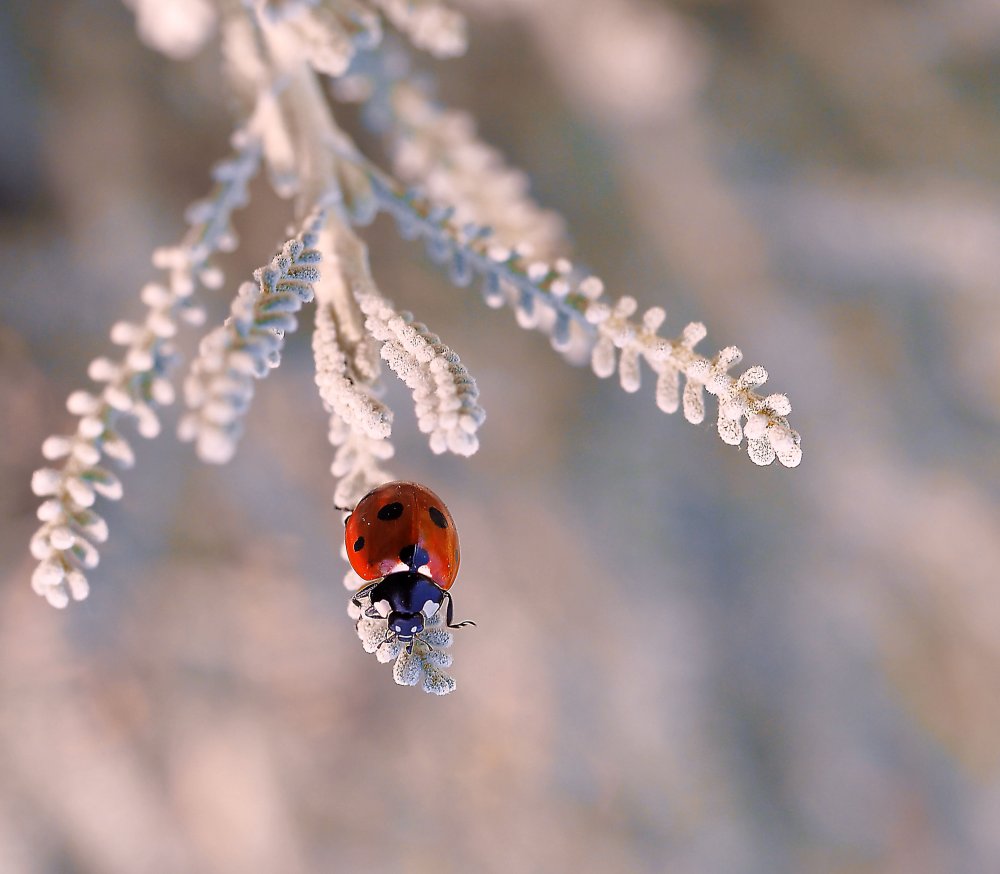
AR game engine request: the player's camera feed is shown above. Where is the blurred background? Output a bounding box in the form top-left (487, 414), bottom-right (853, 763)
top-left (2, 0), bottom-right (1000, 871)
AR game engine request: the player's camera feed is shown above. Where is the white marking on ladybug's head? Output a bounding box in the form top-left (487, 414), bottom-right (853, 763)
top-left (417, 564), bottom-right (431, 576)
top-left (390, 561), bottom-right (408, 573)
top-left (421, 599), bottom-right (440, 618)
top-left (374, 599), bottom-right (390, 618)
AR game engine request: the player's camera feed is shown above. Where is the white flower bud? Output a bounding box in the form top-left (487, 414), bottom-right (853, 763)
top-left (66, 391), bottom-right (101, 416)
top-left (31, 468), bottom-right (62, 496)
top-left (41, 436), bottom-right (73, 460)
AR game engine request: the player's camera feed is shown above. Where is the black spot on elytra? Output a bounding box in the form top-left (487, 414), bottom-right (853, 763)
top-left (377, 502), bottom-right (404, 521)
top-left (399, 544), bottom-right (430, 569)
top-left (353, 536), bottom-right (365, 552)
top-left (428, 506), bottom-right (448, 529)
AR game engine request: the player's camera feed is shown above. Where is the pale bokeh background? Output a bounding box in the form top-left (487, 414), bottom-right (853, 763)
top-left (2, 1), bottom-right (999, 872)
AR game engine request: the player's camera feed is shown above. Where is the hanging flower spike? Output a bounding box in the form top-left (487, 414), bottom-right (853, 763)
top-left (313, 301), bottom-right (393, 440)
top-left (585, 298), bottom-right (802, 467)
top-left (28, 133), bottom-right (261, 608)
top-left (179, 210), bottom-right (326, 464)
top-left (350, 581), bottom-right (457, 694)
top-left (310, 218), bottom-right (397, 552)
top-left (357, 291), bottom-right (485, 456)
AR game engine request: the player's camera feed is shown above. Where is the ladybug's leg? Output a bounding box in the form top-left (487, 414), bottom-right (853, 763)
top-left (351, 581), bottom-right (377, 614)
top-left (441, 591), bottom-right (477, 630)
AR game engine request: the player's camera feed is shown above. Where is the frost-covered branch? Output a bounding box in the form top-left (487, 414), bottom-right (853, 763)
top-left (326, 139), bottom-right (803, 466)
top-left (29, 134), bottom-right (260, 607)
top-left (179, 210), bottom-right (326, 463)
top-left (324, 43), bottom-right (803, 465)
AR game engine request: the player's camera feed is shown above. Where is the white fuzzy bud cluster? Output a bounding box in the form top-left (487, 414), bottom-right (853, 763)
top-left (586, 297), bottom-right (802, 467)
top-left (180, 211), bottom-right (326, 464)
top-left (357, 291), bottom-right (485, 456)
top-left (28, 135), bottom-right (261, 607)
top-left (350, 596), bottom-right (457, 694)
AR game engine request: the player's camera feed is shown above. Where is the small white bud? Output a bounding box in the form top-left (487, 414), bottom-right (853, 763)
top-left (31, 468), bottom-right (62, 496)
top-left (45, 587), bottom-right (70, 609)
top-left (87, 357), bottom-right (119, 381)
top-left (134, 405), bottom-right (161, 438)
top-left (578, 276), bottom-right (604, 299)
top-left (140, 283), bottom-right (172, 308)
top-left (110, 321), bottom-right (142, 345)
top-left (66, 391), bottom-right (101, 416)
top-left (37, 499), bottom-right (62, 522)
top-left (717, 415), bottom-right (743, 446)
top-left (49, 526), bottom-right (76, 550)
top-left (618, 346), bottom-right (641, 393)
top-left (65, 477), bottom-right (96, 508)
top-left (103, 385), bottom-right (134, 412)
top-left (747, 436), bottom-right (776, 466)
top-left (655, 366), bottom-right (680, 414)
top-left (66, 570), bottom-right (90, 601)
top-left (42, 436), bottom-right (73, 460)
top-left (591, 336), bottom-right (616, 379)
top-left (682, 380), bottom-right (705, 424)
top-left (32, 560), bottom-right (65, 594)
top-left (125, 346), bottom-right (155, 372)
top-left (150, 378), bottom-right (176, 406)
top-left (744, 413), bottom-right (769, 440)
top-left (78, 416), bottom-right (105, 440)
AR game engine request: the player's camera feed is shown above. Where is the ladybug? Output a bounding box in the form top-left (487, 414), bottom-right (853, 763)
top-left (345, 481), bottom-right (475, 649)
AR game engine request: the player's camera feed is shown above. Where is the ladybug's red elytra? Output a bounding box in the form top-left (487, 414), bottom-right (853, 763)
top-left (346, 481), bottom-right (474, 650)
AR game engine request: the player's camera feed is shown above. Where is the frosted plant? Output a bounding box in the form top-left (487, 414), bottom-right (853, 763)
top-left (28, 0), bottom-right (803, 692)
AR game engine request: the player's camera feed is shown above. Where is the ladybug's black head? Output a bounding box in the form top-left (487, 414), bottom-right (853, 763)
top-left (388, 611), bottom-right (424, 640)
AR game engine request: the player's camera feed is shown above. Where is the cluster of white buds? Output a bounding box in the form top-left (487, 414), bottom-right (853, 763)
top-left (179, 212), bottom-right (325, 463)
top-left (357, 291), bottom-right (485, 456)
top-left (351, 598), bottom-right (457, 694)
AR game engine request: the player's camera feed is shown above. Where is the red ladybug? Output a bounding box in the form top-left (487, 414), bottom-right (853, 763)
top-left (346, 481), bottom-right (474, 649)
